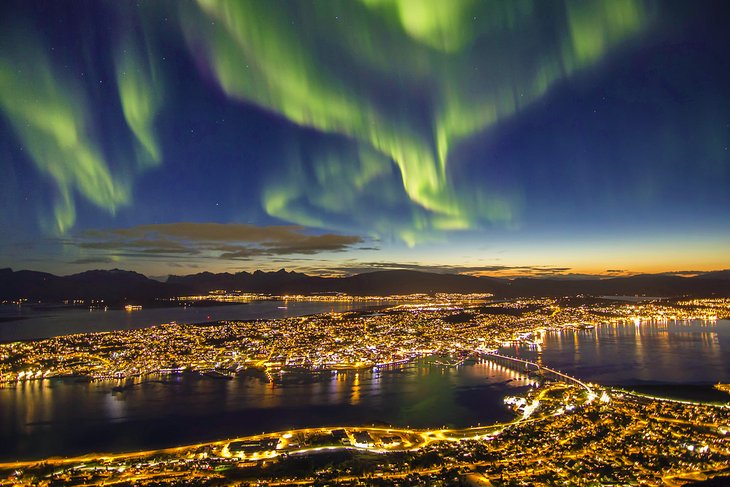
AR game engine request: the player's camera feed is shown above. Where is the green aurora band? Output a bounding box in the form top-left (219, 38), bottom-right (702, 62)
top-left (0, 1), bottom-right (650, 243)
top-left (0, 25), bottom-right (129, 234)
top-left (115, 33), bottom-right (164, 167)
top-left (183, 0), bottom-right (649, 243)
top-left (0, 10), bottom-right (165, 234)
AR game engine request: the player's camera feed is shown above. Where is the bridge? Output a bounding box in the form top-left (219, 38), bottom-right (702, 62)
top-left (481, 352), bottom-right (595, 397)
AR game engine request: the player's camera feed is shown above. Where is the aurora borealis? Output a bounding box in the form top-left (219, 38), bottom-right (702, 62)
top-left (0, 0), bottom-right (728, 278)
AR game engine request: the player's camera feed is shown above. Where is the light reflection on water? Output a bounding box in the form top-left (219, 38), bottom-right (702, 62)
top-left (6, 313), bottom-right (726, 460)
top-left (0, 358), bottom-right (532, 460)
top-left (502, 319), bottom-right (730, 385)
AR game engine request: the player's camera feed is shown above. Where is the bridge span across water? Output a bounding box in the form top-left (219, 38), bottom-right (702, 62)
top-left (481, 352), bottom-right (595, 396)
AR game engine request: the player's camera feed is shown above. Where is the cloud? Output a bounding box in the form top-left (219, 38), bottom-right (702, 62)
top-left (301, 261), bottom-right (575, 278)
top-left (83, 222), bottom-right (322, 242)
top-left (168, 262), bottom-right (199, 268)
top-left (296, 261), bottom-right (648, 279)
top-left (69, 222), bottom-right (365, 263)
top-left (70, 257), bottom-right (116, 265)
top-left (77, 238), bottom-right (199, 254)
top-left (657, 270), bottom-right (705, 277)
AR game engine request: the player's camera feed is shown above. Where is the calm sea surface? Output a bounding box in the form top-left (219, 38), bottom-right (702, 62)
top-left (502, 319), bottom-right (730, 385)
top-left (0, 359), bottom-right (531, 460)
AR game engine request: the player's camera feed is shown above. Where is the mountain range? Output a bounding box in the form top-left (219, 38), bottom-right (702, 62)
top-left (1, 268), bottom-right (728, 304)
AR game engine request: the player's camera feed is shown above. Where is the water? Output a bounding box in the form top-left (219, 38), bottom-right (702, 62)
top-left (502, 319), bottom-right (730, 401)
top-left (3, 315), bottom-right (729, 460)
top-left (0, 359), bottom-right (531, 460)
top-left (0, 301), bottom-right (376, 341)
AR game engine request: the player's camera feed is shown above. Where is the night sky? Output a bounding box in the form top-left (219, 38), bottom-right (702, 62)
top-left (1, 0), bottom-right (728, 278)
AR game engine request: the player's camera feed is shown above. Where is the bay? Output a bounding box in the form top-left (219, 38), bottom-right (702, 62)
top-left (502, 319), bottom-right (730, 401)
top-left (0, 358), bottom-right (531, 460)
top-left (4, 313), bottom-right (729, 461)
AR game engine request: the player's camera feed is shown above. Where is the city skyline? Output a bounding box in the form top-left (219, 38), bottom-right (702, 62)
top-left (1, 0), bottom-right (729, 278)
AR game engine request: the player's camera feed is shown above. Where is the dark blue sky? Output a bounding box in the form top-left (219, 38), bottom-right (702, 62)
top-left (0, 0), bottom-right (728, 277)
